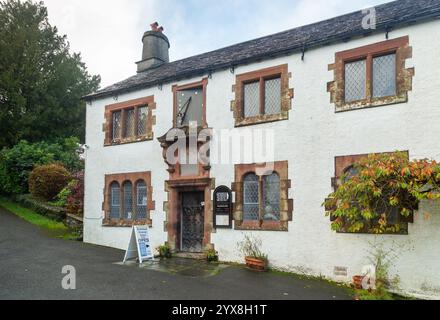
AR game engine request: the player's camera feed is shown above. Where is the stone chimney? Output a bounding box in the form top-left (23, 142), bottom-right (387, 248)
top-left (136, 22), bottom-right (170, 73)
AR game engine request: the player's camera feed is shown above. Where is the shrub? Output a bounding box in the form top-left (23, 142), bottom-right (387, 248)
top-left (205, 248), bottom-right (219, 263)
top-left (28, 164), bottom-right (71, 201)
top-left (157, 244), bottom-right (172, 258)
top-left (323, 152), bottom-right (440, 233)
top-left (0, 138), bottom-right (83, 195)
top-left (65, 171), bottom-right (84, 217)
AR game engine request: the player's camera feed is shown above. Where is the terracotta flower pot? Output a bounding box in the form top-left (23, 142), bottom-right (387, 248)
top-left (352, 275), bottom-right (365, 290)
top-left (245, 257), bottom-right (268, 272)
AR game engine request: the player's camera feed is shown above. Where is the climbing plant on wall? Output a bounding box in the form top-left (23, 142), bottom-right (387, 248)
top-left (323, 152), bottom-right (440, 234)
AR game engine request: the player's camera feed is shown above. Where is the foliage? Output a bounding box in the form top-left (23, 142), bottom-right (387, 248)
top-left (16, 194), bottom-right (66, 222)
top-left (323, 152), bottom-right (440, 233)
top-left (205, 248), bottom-right (219, 263)
top-left (0, 0), bottom-right (100, 148)
top-left (51, 186), bottom-right (71, 208)
top-left (237, 234), bottom-right (268, 261)
top-left (354, 241), bottom-right (409, 300)
top-left (28, 163), bottom-right (70, 201)
top-left (65, 171), bottom-right (84, 217)
top-left (0, 196), bottom-right (67, 231)
top-left (0, 138), bottom-right (83, 195)
top-left (157, 244), bottom-right (172, 258)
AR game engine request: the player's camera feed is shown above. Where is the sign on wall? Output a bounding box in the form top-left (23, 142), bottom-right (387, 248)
top-left (123, 226), bottom-right (154, 264)
top-left (213, 186), bottom-right (232, 229)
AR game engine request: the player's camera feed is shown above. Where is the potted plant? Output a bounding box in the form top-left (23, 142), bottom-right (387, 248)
top-left (237, 234), bottom-right (268, 271)
top-left (156, 243), bottom-right (172, 259)
top-left (205, 248), bottom-right (219, 263)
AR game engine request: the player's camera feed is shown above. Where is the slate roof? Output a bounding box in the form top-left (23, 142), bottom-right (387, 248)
top-left (85, 0), bottom-right (440, 101)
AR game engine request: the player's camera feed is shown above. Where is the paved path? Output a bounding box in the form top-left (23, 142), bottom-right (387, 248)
top-left (0, 207), bottom-right (351, 300)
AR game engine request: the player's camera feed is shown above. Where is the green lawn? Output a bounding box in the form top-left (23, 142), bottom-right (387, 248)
top-left (0, 196), bottom-right (69, 235)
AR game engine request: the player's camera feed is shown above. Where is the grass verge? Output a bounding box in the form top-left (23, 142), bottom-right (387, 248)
top-left (0, 196), bottom-right (76, 239)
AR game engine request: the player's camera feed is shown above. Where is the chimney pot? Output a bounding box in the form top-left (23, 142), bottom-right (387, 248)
top-left (136, 22), bottom-right (170, 72)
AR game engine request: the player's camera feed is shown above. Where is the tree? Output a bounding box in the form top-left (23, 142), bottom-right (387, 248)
top-left (0, 0), bottom-right (100, 148)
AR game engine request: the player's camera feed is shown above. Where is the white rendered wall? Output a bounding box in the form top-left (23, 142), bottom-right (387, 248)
top-left (84, 20), bottom-right (440, 299)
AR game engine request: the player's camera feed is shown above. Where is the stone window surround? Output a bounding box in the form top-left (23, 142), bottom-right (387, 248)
top-left (232, 161), bottom-right (293, 231)
top-left (102, 172), bottom-right (155, 227)
top-left (104, 96), bottom-right (156, 146)
top-left (231, 64), bottom-right (294, 127)
top-left (329, 151), bottom-right (413, 235)
top-left (172, 78), bottom-right (208, 129)
top-left (327, 36), bottom-right (414, 112)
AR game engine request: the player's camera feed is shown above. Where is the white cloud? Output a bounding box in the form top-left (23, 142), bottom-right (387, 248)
top-left (39, 0), bottom-right (390, 88)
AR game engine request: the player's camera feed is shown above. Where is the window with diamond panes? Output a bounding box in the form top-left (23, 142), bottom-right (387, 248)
top-left (243, 173), bottom-right (259, 221)
top-left (112, 111), bottom-right (122, 140)
top-left (345, 59), bottom-right (367, 102)
top-left (263, 173), bottom-right (280, 221)
top-left (264, 77), bottom-right (281, 115)
top-left (373, 53), bottom-right (396, 98)
top-left (124, 109), bottom-right (135, 138)
top-left (137, 106), bottom-right (148, 136)
top-left (244, 82), bottom-right (260, 118)
top-left (123, 181), bottom-right (133, 220)
top-left (110, 182), bottom-right (120, 219)
top-left (136, 180), bottom-right (147, 220)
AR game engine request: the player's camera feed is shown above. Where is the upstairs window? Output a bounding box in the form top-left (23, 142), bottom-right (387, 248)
top-left (344, 59), bottom-right (367, 102)
top-left (243, 77), bottom-right (282, 118)
top-left (328, 36), bottom-right (414, 112)
top-left (105, 96), bottom-right (156, 146)
top-left (137, 106), bottom-right (149, 136)
top-left (373, 53), bottom-right (396, 98)
top-left (112, 111), bottom-right (122, 141)
top-left (173, 79), bottom-right (208, 128)
top-left (232, 64), bottom-right (293, 127)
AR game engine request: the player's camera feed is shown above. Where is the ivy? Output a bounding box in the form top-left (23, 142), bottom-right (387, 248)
top-left (323, 152), bottom-right (440, 234)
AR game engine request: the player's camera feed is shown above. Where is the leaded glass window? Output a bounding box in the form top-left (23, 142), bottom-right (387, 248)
top-left (243, 173), bottom-right (259, 221)
top-left (264, 77), bottom-right (281, 115)
top-left (345, 59), bottom-right (367, 102)
top-left (137, 106), bottom-right (148, 136)
top-left (342, 165), bottom-right (359, 183)
top-left (123, 181), bottom-right (133, 220)
top-left (136, 180), bottom-right (147, 220)
top-left (263, 173), bottom-right (280, 221)
top-left (373, 53), bottom-right (396, 98)
top-left (124, 109), bottom-right (135, 138)
top-left (112, 111), bottom-right (122, 140)
top-left (244, 81), bottom-right (260, 118)
top-left (110, 182), bottom-right (120, 219)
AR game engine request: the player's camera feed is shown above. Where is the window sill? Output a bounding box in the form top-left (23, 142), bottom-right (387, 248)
top-left (102, 219), bottom-right (152, 228)
top-left (234, 220), bottom-right (288, 231)
top-left (104, 134), bottom-right (153, 147)
top-left (235, 112), bottom-right (289, 127)
top-left (335, 94), bottom-right (408, 113)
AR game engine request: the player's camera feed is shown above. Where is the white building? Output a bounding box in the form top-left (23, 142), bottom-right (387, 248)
top-left (84, 1), bottom-right (440, 299)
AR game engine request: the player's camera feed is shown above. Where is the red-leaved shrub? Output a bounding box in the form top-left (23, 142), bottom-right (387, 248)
top-left (66, 171), bottom-right (84, 217)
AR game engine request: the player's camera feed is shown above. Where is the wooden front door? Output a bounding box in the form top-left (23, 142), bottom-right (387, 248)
top-left (180, 192), bottom-right (205, 253)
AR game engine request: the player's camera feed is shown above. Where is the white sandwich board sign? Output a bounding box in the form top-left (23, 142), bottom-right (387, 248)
top-left (123, 226), bottom-right (154, 264)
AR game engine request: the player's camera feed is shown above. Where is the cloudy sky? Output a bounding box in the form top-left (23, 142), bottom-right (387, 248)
top-left (40, 0), bottom-right (390, 88)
